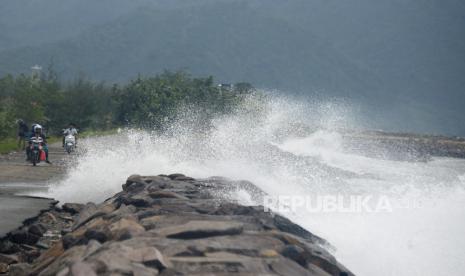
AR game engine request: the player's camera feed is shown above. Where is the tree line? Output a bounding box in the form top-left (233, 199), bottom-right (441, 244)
top-left (0, 69), bottom-right (254, 139)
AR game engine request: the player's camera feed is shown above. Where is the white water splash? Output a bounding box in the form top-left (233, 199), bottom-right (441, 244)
top-left (40, 93), bottom-right (465, 276)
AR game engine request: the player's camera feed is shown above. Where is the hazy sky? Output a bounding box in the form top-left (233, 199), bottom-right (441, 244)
top-left (1, 0), bottom-right (464, 135)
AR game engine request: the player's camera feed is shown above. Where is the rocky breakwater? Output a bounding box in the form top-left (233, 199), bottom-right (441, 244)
top-left (1, 174), bottom-right (353, 276)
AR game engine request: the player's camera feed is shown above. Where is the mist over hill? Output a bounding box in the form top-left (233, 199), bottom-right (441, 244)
top-left (0, 0), bottom-right (464, 135)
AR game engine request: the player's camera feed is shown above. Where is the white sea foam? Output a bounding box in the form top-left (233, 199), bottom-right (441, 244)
top-left (39, 93), bottom-right (465, 276)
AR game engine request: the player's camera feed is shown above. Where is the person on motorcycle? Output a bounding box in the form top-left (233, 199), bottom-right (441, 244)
top-left (26, 123), bottom-right (40, 159)
top-left (27, 125), bottom-right (51, 164)
top-left (63, 123), bottom-right (78, 148)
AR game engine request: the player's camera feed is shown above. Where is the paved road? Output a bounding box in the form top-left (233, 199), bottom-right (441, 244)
top-left (0, 142), bottom-right (68, 183)
top-left (0, 142), bottom-right (74, 238)
top-left (0, 195), bottom-right (54, 237)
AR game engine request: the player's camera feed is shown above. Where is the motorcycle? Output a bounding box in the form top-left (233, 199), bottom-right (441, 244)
top-left (29, 137), bottom-right (46, 166)
top-left (64, 134), bottom-right (76, 154)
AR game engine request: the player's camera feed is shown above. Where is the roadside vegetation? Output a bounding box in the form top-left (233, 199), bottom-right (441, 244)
top-left (0, 69), bottom-right (254, 153)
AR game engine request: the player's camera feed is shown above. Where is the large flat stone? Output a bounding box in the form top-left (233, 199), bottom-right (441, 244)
top-left (155, 220), bottom-right (244, 239)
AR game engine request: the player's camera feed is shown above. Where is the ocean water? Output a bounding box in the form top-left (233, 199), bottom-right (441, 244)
top-left (38, 94), bottom-right (465, 276)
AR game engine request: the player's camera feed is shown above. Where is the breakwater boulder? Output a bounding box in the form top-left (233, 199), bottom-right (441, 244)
top-left (1, 174), bottom-right (353, 276)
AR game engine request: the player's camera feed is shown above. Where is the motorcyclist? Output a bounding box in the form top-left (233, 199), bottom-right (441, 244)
top-left (27, 125), bottom-right (51, 164)
top-left (63, 123), bottom-right (78, 148)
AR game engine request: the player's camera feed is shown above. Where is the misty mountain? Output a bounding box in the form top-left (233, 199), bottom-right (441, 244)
top-left (0, 0), bottom-right (464, 135)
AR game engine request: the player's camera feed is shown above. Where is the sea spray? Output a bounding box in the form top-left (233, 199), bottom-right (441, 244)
top-left (38, 93), bottom-right (465, 276)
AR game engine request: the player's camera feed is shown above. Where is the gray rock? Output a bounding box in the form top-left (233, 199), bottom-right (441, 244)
top-left (117, 193), bottom-right (152, 208)
top-left (281, 244), bottom-right (307, 266)
top-left (123, 179), bottom-right (147, 194)
top-left (72, 202), bottom-right (116, 231)
top-left (172, 176), bottom-right (195, 181)
top-left (62, 203), bottom-right (85, 215)
top-left (72, 203), bottom-right (99, 230)
top-left (167, 174), bottom-right (186, 180)
top-left (0, 240), bottom-right (20, 254)
top-left (132, 262), bottom-right (159, 276)
top-left (36, 242), bottom-right (50, 250)
top-left (269, 257), bottom-right (314, 276)
top-left (273, 215), bottom-right (320, 242)
top-left (29, 223), bottom-right (47, 237)
top-left (139, 233), bottom-right (284, 258)
top-left (168, 254), bottom-right (271, 274)
top-left (211, 203), bottom-right (262, 216)
top-left (149, 191), bottom-right (189, 200)
top-left (8, 263), bottom-right (31, 276)
top-left (62, 234), bottom-right (84, 250)
top-left (125, 174), bottom-right (145, 185)
top-left (82, 240), bottom-right (102, 257)
top-left (140, 214), bottom-right (262, 232)
top-left (279, 241), bottom-right (352, 276)
top-left (69, 261), bottom-right (97, 276)
top-left (10, 229), bottom-right (40, 245)
top-left (0, 262), bottom-right (8, 274)
top-left (87, 243), bottom-right (169, 274)
top-left (108, 218), bottom-right (145, 241)
top-left (155, 221), bottom-right (244, 239)
top-left (0, 253), bottom-right (20, 264)
top-left (84, 228), bottom-right (109, 243)
top-left (104, 204), bottom-right (137, 221)
top-left (307, 263), bottom-right (332, 276)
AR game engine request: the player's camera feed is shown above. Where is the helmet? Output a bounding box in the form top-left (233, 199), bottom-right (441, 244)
top-left (34, 124), bottom-right (43, 135)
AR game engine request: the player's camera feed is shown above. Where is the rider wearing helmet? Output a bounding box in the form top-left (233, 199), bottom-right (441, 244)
top-left (63, 123), bottom-right (78, 148)
top-left (27, 124), bottom-right (51, 164)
